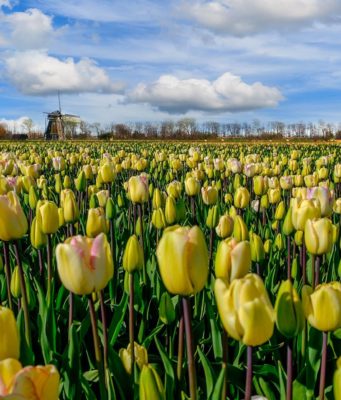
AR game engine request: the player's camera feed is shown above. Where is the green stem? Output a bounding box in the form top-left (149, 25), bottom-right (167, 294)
top-left (88, 296), bottom-right (107, 399)
top-left (129, 273), bottom-right (135, 377)
top-left (137, 204), bottom-right (146, 283)
top-left (182, 297), bottom-right (197, 400)
top-left (319, 332), bottom-right (328, 400)
top-left (3, 242), bottom-right (13, 310)
top-left (177, 313), bottom-right (184, 382)
top-left (13, 241), bottom-right (31, 347)
top-left (245, 346), bottom-right (253, 400)
top-left (46, 234), bottom-right (52, 304)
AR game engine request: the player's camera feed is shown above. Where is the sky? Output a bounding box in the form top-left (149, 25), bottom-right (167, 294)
top-left (1, 0), bottom-right (341, 131)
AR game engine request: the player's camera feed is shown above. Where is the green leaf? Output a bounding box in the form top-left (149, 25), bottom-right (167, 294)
top-left (197, 346), bottom-right (215, 399)
top-left (155, 337), bottom-right (175, 400)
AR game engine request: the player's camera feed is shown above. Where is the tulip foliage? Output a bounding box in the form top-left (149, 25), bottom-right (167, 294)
top-left (0, 140), bottom-right (340, 400)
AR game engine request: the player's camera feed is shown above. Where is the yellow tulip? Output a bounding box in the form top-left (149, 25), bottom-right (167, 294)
top-left (233, 215), bottom-right (249, 241)
top-left (61, 190), bottom-right (79, 224)
top-left (86, 207), bottom-right (108, 238)
top-left (139, 364), bottom-right (165, 400)
top-left (215, 238), bottom-right (251, 282)
top-left (166, 180), bottom-right (182, 199)
top-left (0, 307), bottom-right (20, 361)
top-left (214, 274), bottom-right (275, 346)
top-left (185, 176), bottom-right (200, 197)
top-left (302, 282), bottom-right (341, 331)
top-left (5, 364), bottom-right (60, 399)
top-left (128, 175), bottom-right (149, 203)
top-left (304, 218), bottom-right (333, 255)
top-left (37, 201), bottom-right (59, 234)
top-left (249, 232), bottom-right (265, 262)
top-left (0, 191), bottom-right (28, 242)
top-left (215, 214), bottom-right (234, 239)
top-left (152, 208), bottom-right (167, 230)
top-left (253, 176), bottom-right (268, 196)
top-left (119, 342), bottom-right (148, 375)
top-left (156, 225), bottom-right (208, 296)
top-left (268, 188), bottom-right (281, 204)
top-left (99, 163), bottom-right (116, 183)
top-left (56, 233), bottom-right (114, 295)
top-left (123, 235), bottom-right (144, 273)
top-left (234, 187), bottom-right (250, 209)
top-left (291, 198), bottom-right (321, 231)
top-left (165, 195), bottom-right (177, 225)
top-left (274, 201), bottom-right (286, 220)
top-left (0, 358), bottom-right (22, 395)
top-left (96, 190), bottom-right (109, 208)
top-left (275, 280), bottom-right (304, 338)
top-left (201, 186), bottom-right (218, 205)
top-left (152, 188), bottom-right (164, 209)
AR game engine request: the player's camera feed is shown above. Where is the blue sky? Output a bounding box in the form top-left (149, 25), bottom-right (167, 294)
top-left (1, 0), bottom-right (341, 131)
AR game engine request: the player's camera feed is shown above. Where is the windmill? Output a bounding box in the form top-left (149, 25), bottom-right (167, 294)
top-left (44, 92), bottom-right (81, 140)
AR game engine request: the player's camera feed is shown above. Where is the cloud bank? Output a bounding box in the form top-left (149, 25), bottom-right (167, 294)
top-left (128, 72), bottom-right (283, 114)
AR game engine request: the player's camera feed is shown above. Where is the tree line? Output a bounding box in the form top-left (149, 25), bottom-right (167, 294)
top-left (1, 117), bottom-right (341, 140)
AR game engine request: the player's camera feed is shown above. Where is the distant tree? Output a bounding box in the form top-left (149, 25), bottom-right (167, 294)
top-left (160, 120), bottom-right (175, 137)
top-left (79, 120), bottom-right (91, 136)
top-left (22, 118), bottom-right (34, 134)
top-left (0, 123), bottom-right (7, 138)
top-left (176, 118), bottom-right (196, 136)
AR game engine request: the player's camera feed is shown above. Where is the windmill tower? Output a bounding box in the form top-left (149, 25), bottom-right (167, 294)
top-left (44, 93), bottom-right (80, 140)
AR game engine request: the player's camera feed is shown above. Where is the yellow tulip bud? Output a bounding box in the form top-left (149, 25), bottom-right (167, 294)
top-left (123, 235), bottom-right (144, 273)
top-left (63, 175), bottom-right (72, 189)
top-left (10, 266), bottom-right (21, 299)
top-left (166, 181), bottom-right (182, 199)
top-left (165, 195), bottom-right (177, 225)
top-left (215, 238), bottom-right (251, 282)
top-left (58, 207), bottom-right (65, 228)
top-left (280, 176), bottom-right (293, 190)
top-left (249, 232), bottom-right (265, 262)
top-left (185, 176), bottom-right (200, 197)
top-left (54, 173), bottom-right (62, 194)
top-left (206, 205), bottom-right (219, 229)
top-left (152, 208), bottom-right (167, 230)
top-left (274, 201), bottom-right (286, 220)
top-left (253, 176), bottom-right (268, 196)
top-left (119, 342), bottom-right (148, 375)
top-left (282, 206), bottom-right (294, 236)
top-left (0, 191), bottom-right (28, 241)
top-left (28, 186), bottom-right (38, 210)
top-left (152, 188), bottom-right (164, 209)
top-left (201, 186), bottom-right (218, 205)
top-left (105, 198), bottom-right (115, 220)
top-left (264, 239), bottom-right (272, 254)
top-left (159, 292), bottom-right (176, 325)
top-left (75, 170), bottom-right (86, 192)
top-left (62, 190), bottom-right (79, 223)
top-left (234, 187), bottom-right (250, 209)
top-left (156, 225), bottom-right (208, 296)
top-left (56, 233), bottom-right (114, 295)
top-left (302, 282), bottom-right (341, 331)
top-left (294, 230), bottom-right (303, 246)
top-left (214, 274), bottom-right (275, 346)
top-left (260, 194), bottom-right (269, 209)
top-left (86, 207), bottom-right (108, 238)
top-left (128, 175), bottom-right (149, 203)
top-left (215, 214), bottom-right (234, 239)
top-left (100, 163), bottom-right (116, 183)
top-left (30, 216), bottom-right (47, 249)
top-left (304, 218), bottom-right (333, 255)
top-left (0, 306), bottom-right (20, 360)
top-left (233, 215), bottom-right (249, 241)
top-left (275, 280), bottom-right (304, 338)
top-left (274, 233), bottom-right (284, 250)
top-left (37, 201), bottom-right (59, 234)
top-left (139, 364), bottom-right (165, 400)
top-left (307, 186), bottom-right (334, 217)
top-left (268, 188), bottom-right (281, 204)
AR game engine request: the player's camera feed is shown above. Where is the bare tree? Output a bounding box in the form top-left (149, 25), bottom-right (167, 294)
top-left (22, 118), bottom-right (34, 135)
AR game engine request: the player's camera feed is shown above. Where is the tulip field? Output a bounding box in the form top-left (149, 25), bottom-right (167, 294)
top-left (0, 140), bottom-right (341, 400)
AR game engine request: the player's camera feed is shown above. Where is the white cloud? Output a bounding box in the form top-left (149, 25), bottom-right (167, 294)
top-left (0, 116), bottom-right (39, 133)
top-left (4, 50), bottom-right (125, 95)
top-left (0, 0), bottom-right (11, 8)
top-left (127, 72), bottom-right (283, 114)
top-left (180, 0), bottom-right (341, 35)
top-left (5, 8), bottom-right (54, 49)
